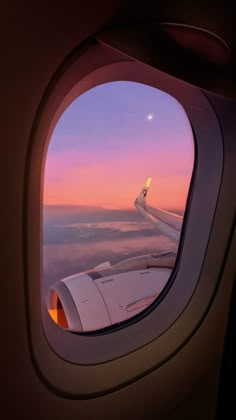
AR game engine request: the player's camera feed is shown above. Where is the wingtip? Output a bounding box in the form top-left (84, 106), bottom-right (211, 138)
top-left (145, 177), bottom-right (152, 188)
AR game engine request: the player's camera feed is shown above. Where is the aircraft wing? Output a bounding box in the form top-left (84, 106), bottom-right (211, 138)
top-left (134, 178), bottom-right (183, 243)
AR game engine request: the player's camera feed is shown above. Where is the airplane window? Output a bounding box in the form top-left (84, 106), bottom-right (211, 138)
top-left (43, 81), bottom-right (194, 333)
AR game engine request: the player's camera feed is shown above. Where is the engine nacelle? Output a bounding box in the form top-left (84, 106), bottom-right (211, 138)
top-left (47, 252), bottom-right (176, 332)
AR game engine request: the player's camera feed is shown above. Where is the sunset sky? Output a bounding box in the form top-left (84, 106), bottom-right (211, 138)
top-left (44, 81), bottom-right (194, 210)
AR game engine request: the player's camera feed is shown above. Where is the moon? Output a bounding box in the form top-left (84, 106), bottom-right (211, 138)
top-left (147, 114), bottom-right (153, 120)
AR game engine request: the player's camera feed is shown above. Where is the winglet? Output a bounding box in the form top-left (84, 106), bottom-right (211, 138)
top-left (134, 177), bottom-right (152, 207)
top-left (134, 177), bottom-right (183, 243)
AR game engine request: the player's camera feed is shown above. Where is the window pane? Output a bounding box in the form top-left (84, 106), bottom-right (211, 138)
top-left (43, 81), bottom-right (194, 332)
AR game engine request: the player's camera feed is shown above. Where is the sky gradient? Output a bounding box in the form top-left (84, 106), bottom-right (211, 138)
top-left (44, 81), bottom-right (194, 210)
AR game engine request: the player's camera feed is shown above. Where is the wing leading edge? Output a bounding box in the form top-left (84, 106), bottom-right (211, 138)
top-left (134, 178), bottom-right (183, 243)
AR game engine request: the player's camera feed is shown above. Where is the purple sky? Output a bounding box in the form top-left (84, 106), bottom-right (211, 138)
top-left (44, 81), bottom-right (194, 209)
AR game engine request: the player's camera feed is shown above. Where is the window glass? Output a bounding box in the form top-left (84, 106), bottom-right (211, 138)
top-left (43, 81), bottom-right (194, 332)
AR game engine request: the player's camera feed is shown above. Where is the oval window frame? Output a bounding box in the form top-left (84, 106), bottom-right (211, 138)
top-left (24, 40), bottom-right (223, 397)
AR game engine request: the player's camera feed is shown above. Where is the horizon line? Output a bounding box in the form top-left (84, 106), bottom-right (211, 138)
top-left (43, 204), bottom-right (185, 212)
top-left (43, 204), bottom-right (135, 210)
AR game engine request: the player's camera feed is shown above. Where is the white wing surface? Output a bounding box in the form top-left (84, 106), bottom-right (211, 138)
top-left (134, 178), bottom-right (183, 243)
